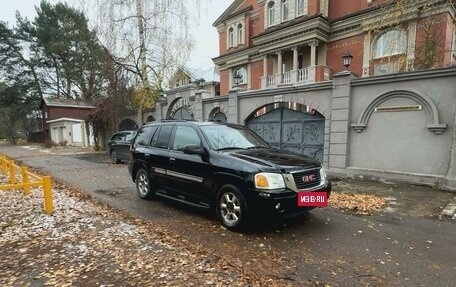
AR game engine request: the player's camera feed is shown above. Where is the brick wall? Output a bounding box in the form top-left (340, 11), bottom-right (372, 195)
top-left (308, 0), bottom-right (321, 16)
top-left (219, 69), bottom-right (230, 96)
top-left (415, 13), bottom-right (454, 69)
top-left (328, 0), bottom-right (389, 20)
top-left (250, 60), bottom-right (264, 90)
top-left (327, 35), bottom-right (364, 76)
top-left (47, 106), bottom-right (94, 121)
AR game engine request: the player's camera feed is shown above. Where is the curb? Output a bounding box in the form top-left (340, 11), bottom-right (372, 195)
top-left (440, 197), bottom-right (456, 220)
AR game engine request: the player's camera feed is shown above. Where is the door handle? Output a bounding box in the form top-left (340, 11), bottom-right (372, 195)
top-left (145, 154), bottom-right (151, 158)
top-left (169, 157), bottom-right (176, 163)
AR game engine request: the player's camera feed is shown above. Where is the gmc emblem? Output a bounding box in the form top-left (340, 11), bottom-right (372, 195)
top-left (302, 174), bottom-right (316, 183)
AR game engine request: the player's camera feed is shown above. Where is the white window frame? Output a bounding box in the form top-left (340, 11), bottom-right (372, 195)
top-left (228, 27), bottom-right (234, 48)
top-left (267, 1), bottom-right (276, 27)
top-left (373, 30), bottom-right (407, 59)
top-left (282, 0), bottom-right (289, 22)
top-left (237, 23), bottom-right (244, 45)
top-left (296, 0), bottom-right (308, 16)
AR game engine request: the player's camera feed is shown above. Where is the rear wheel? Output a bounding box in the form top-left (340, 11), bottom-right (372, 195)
top-left (135, 168), bottom-right (156, 200)
top-left (110, 150), bottom-right (121, 164)
top-left (215, 185), bottom-right (248, 231)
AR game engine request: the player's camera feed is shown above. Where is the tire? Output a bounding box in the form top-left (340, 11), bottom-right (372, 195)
top-left (215, 184), bottom-right (248, 231)
top-left (135, 168), bottom-right (156, 200)
top-left (110, 150), bottom-right (121, 164)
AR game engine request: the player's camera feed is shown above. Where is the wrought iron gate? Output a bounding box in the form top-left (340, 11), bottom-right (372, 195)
top-left (246, 106), bottom-right (325, 163)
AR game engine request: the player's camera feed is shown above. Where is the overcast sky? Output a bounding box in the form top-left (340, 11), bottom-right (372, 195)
top-left (0, 0), bottom-right (232, 70)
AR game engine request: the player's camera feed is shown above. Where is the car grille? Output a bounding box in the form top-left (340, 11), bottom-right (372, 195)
top-left (292, 168), bottom-right (321, 190)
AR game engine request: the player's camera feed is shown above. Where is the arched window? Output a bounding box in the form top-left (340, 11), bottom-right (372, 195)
top-left (233, 67), bottom-right (247, 85)
top-left (268, 1), bottom-right (276, 27)
top-left (237, 23), bottom-right (243, 45)
top-left (228, 27), bottom-right (234, 48)
top-left (374, 30), bottom-right (406, 58)
top-left (282, 0), bottom-right (289, 21)
top-left (296, 0), bottom-right (307, 16)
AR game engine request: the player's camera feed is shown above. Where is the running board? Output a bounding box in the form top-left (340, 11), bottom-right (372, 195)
top-left (155, 191), bottom-right (211, 210)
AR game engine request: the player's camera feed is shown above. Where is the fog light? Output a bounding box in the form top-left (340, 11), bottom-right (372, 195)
top-left (275, 203), bottom-right (281, 210)
top-left (259, 192), bottom-right (271, 198)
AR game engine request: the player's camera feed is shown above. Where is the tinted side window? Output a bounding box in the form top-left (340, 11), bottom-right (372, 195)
top-left (155, 125), bottom-right (173, 149)
top-left (172, 126), bottom-right (201, 151)
top-left (112, 133), bottom-right (123, 141)
top-left (135, 126), bottom-right (158, 146)
top-left (125, 132), bottom-right (135, 142)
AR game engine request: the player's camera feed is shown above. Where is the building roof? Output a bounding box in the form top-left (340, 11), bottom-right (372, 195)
top-left (46, 117), bottom-right (86, 124)
top-left (168, 65), bottom-right (220, 87)
top-left (41, 97), bottom-right (96, 109)
top-left (184, 66), bottom-right (220, 83)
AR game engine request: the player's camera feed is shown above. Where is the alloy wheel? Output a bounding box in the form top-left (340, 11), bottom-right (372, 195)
top-left (219, 192), bottom-right (242, 226)
top-left (137, 172), bottom-right (149, 197)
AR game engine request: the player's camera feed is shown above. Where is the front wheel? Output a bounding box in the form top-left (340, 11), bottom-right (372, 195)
top-left (215, 185), bottom-right (248, 231)
top-left (135, 168), bottom-right (156, 200)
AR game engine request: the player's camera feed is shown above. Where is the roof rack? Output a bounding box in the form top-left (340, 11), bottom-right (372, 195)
top-left (159, 118), bottom-right (197, 122)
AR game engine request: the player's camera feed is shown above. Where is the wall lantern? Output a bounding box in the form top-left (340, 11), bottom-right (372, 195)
top-left (233, 73), bottom-right (242, 87)
top-left (342, 52), bottom-right (353, 71)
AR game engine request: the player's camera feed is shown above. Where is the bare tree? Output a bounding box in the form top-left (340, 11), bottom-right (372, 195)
top-left (82, 0), bottom-right (204, 123)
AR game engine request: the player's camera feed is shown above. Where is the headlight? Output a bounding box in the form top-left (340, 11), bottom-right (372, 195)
top-left (254, 173), bottom-right (285, 190)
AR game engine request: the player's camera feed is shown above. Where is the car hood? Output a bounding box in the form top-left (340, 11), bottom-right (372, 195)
top-left (227, 148), bottom-right (321, 171)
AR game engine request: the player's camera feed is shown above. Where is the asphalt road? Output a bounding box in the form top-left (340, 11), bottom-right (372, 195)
top-left (1, 144), bottom-right (455, 287)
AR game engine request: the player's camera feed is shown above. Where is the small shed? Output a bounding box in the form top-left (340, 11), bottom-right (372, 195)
top-left (40, 97), bottom-right (96, 146)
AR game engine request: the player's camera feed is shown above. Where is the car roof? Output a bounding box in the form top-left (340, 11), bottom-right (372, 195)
top-left (142, 120), bottom-right (239, 127)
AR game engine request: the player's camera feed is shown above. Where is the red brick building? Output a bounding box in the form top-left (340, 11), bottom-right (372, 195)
top-left (213, 0), bottom-right (456, 96)
top-left (40, 97), bottom-right (96, 146)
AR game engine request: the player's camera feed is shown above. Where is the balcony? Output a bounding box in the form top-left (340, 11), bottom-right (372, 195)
top-left (260, 66), bottom-right (332, 89)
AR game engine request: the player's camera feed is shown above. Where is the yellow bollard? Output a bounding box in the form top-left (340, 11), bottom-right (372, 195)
top-left (9, 159), bottom-right (15, 185)
top-left (21, 166), bottom-right (31, 196)
top-left (0, 156), bottom-right (5, 173)
top-left (42, 176), bottom-right (53, 215)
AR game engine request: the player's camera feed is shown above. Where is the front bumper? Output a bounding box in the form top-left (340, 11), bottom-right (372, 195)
top-left (247, 180), bottom-right (332, 220)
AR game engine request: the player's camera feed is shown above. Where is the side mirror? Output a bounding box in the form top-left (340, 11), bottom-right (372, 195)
top-left (183, 144), bottom-right (204, 155)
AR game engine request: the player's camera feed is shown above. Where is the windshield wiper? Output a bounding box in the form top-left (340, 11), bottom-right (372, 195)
top-left (215, 147), bottom-right (245, 151)
top-left (245, 146), bottom-right (268, 150)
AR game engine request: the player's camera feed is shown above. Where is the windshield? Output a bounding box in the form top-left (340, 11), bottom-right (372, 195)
top-left (200, 124), bottom-right (269, 151)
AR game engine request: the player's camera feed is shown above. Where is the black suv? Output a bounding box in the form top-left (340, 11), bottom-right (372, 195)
top-left (128, 120), bottom-right (331, 231)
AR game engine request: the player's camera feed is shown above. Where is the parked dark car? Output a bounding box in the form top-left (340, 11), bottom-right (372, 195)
top-left (107, 131), bottom-right (136, 164)
top-left (128, 120), bottom-right (331, 231)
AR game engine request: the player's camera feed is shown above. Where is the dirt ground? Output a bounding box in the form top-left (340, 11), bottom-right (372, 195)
top-left (1, 168), bottom-right (454, 286)
top-left (330, 178), bottom-right (455, 219)
top-left (0, 175), bottom-right (288, 287)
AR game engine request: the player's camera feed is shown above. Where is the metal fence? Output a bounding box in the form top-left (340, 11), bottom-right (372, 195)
top-left (0, 154), bottom-right (53, 214)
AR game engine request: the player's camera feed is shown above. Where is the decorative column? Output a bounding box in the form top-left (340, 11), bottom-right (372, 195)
top-left (328, 71), bottom-right (353, 171)
top-left (192, 92), bottom-right (203, 121)
top-left (407, 21), bottom-right (417, 71)
top-left (292, 47), bottom-right (298, 70)
top-left (362, 32), bottom-right (371, 77)
top-left (155, 102), bottom-right (163, 121)
top-left (263, 55), bottom-right (268, 77)
top-left (262, 55), bottom-right (268, 88)
top-left (277, 50), bottom-right (283, 85)
top-left (292, 47), bottom-right (299, 83)
top-left (228, 87), bottom-right (240, 124)
top-left (309, 40), bottom-right (318, 82)
top-left (309, 40), bottom-right (318, 66)
top-left (277, 51), bottom-right (283, 74)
